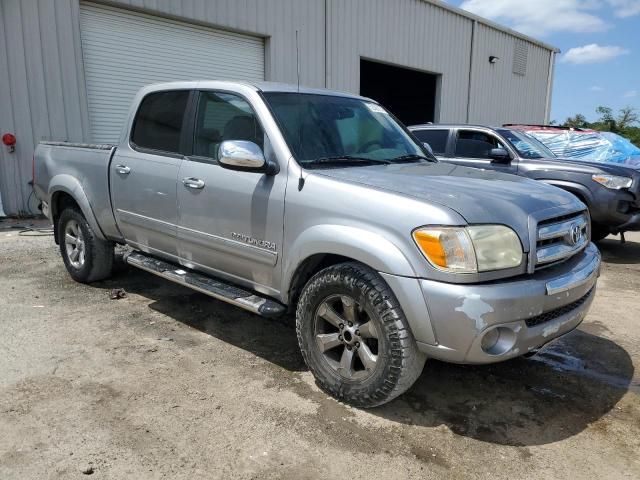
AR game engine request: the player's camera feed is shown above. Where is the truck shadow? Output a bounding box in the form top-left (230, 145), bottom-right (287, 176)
top-left (596, 236), bottom-right (640, 264)
top-left (97, 264), bottom-right (635, 447)
top-left (374, 330), bottom-right (636, 446)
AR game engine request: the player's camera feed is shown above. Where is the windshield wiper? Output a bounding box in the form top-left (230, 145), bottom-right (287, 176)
top-left (390, 154), bottom-right (437, 163)
top-left (304, 156), bottom-right (391, 168)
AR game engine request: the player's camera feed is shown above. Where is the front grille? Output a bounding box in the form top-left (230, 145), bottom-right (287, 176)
top-left (525, 287), bottom-right (594, 328)
top-left (535, 211), bottom-right (589, 269)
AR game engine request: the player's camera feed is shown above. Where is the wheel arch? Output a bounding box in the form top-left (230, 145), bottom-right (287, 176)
top-left (538, 179), bottom-right (593, 207)
top-left (49, 174), bottom-right (106, 242)
top-left (282, 224), bottom-right (417, 305)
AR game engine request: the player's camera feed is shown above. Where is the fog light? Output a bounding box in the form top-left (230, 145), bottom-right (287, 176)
top-left (480, 327), bottom-right (517, 355)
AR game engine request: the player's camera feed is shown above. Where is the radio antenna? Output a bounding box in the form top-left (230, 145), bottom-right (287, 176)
top-left (295, 29), bottom-right (305, 190)
top-left (295, 30), bottom-right (301, 92)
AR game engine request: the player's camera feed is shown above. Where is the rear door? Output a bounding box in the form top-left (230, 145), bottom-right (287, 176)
top-left (110, 90), bottom-right (191, 261)
top-left (449, 128), bottom-right (518, 174)
top-left (176, 90), bottom-right (286, 296)
top-left (411, 128), bottom-right (451, 159)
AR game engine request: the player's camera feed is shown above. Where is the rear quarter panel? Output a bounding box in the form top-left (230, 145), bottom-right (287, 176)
top-left (34, 143), bottom-right (122, 241)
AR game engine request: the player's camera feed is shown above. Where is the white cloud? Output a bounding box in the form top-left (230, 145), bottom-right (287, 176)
top-left (624, 90), bottom-right (638, 97)
top-left (605, 0), bottom-right (640, 17)
top-left (590, 86), bottom-right (604, 91)
top-left (561, 44), bottom-right (630, 64)
top-left (458, 0), bottom-right (609, 35)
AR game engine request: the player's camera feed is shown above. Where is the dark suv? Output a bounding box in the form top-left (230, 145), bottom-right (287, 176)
top-left (409, 124), bottom-right (640, 241)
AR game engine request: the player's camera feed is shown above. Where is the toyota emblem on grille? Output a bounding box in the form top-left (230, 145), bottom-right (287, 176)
top-left (569, 223), bottom-right (582, 245)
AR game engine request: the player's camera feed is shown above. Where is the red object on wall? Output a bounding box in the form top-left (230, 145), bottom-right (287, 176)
top-left (2, 133), bottom-right (16, 146)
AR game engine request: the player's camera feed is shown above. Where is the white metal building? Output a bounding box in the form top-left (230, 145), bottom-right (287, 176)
top-left (0, 0), bottom-right (558, 216)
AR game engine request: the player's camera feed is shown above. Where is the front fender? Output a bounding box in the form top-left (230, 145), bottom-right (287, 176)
top-left (537, 179), bottom-right (594, 207)
top-left (49, 174), bottom-right (106, 240)
top-left (283, 224), bottom-right (437, 345)
top-left (283, 224), bottom-right (417, 293)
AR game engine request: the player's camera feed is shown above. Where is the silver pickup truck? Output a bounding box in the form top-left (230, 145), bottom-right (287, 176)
top-left (34, 81), bottom-right (601, 407)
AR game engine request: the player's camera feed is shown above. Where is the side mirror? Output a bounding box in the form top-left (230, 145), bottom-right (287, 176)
top-left (218, 140), bottom-right (269, 172)
top-left (422, 142), bottom-right (434, 155)
top-left (489, 147), bottom-right (510, 162)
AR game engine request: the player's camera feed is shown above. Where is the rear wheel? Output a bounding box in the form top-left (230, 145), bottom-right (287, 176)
top-left (296, 262), bottom-right (426, 408)
top-left (57, 207), bottom-right (114, 283)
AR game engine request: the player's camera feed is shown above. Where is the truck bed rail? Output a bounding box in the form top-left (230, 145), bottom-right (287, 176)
top-left (39, 141), bottom-right (114, 150)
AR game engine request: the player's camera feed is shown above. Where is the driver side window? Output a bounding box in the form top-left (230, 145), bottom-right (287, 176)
top-left (193, 91), bottom-right (264, 160)
top-left (455, 130), bottom-right (505, 159)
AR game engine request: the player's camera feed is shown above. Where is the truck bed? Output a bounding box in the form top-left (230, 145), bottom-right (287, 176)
top-left (34, 141), bottom-right (122, 241)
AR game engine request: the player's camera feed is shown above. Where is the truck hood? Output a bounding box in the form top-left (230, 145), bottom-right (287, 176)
top-left (314, 162), bottom-right (583, 247)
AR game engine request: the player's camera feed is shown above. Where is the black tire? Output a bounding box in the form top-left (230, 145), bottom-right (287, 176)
top-left (57, 207), bottom-right (114, 283)
top-left (591, 223), bottom-right (610, 242)
top-left (296, 262), bottom-right (427, 408)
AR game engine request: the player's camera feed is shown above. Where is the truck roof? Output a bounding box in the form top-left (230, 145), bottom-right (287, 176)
top-left (139, 80), bottom-right (368, 101)
top-left (409, 123), bottom-right (504, 130)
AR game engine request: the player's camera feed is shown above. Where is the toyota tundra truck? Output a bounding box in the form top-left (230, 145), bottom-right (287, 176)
top-left (34, 81), bottom-right (601, 407)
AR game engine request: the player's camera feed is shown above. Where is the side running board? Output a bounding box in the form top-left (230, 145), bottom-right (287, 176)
top-left (125, 251), bottom-right (286, 318)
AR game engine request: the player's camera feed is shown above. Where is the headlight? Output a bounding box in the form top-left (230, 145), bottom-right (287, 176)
top-left (592, 174), bottom-right (632, 190)
top-left (412, 228), bottom-right (476, 273)
top-left (413, 225), bottom-right (523, 273)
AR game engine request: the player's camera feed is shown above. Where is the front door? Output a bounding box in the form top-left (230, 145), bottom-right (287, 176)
top-left (449, 129), bottom-right (518, 174)
top-left (177, 90), bottom-right (286, 297)
top-left (110, 90), bottom-right (191, 260)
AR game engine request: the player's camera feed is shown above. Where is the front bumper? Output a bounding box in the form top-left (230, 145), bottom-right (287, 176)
top-left (416, 242), bottom-right (601, 364)
top-left (590, 186), bottom-right (640, 231)
top-left (616, 212), bottom-right (640, 232)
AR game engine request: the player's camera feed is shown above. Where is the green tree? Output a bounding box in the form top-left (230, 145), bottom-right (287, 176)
top-left (564, 113), bottom-right (588, 128)
top-left (617, 106), bottom-right (639, 129)
top-left (561, 106), bottom-right (640, 148)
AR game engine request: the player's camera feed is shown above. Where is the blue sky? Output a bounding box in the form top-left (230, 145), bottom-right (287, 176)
top-left (447, 0), bottom-right (640, 123)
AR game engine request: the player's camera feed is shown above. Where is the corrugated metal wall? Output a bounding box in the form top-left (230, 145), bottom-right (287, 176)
top-left (102, 0), bottom-right (327, 87)
top-left (0, 0), bottom-right (555, 216)
top-left (0, 0), bottom-right (90, 216)
top-left (468, 23), bottom-right (553, 125)
top-left (326, 0), bottom-right (473, 121)
top-left (0, 0), bottom-right (326, 216)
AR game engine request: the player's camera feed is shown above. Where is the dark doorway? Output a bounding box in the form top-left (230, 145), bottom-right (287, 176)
top-left (360, 59), bottom-right (438, 126)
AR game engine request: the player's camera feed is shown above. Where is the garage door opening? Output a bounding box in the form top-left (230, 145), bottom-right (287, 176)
top-left (360, 59), bottom-right (439, 126)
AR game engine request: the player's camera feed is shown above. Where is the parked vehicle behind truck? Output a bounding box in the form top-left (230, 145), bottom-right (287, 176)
top-left (410, 123), bottom-right (640, 241)
top-left (34, 81), bottom-right (600, 407)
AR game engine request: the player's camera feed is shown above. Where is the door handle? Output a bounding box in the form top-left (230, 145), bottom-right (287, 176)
top-left (115, 164), bottom-right (131, 174)
top-left (182, 177), bottom-right (205, 189)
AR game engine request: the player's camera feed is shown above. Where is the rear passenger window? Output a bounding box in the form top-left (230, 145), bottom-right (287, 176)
top-left (193, 91), bottom-right (264, 159)
top-left (455, 130), bottom-right (505, 159)
top-left (413, 129), bottom-right (449, 154)
top-left (131, 90), bottom-right (189, 154)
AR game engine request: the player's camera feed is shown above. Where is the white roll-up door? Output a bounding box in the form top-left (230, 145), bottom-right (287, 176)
top-left (79, 2), bottom-right (265, 144)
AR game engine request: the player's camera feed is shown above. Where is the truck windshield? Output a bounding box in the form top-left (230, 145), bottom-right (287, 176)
top-left (262, 92), bottom-right (432, 167)
top-left (498, 128), bottom-right (556, 159)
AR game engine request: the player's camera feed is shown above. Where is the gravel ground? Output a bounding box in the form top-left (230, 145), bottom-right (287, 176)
top-left (1, 218), bottom-right (639, 479)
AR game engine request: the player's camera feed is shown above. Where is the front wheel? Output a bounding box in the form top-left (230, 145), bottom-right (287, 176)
top-left (57, 207), bottom-right (114, 283)
top-left (296, 262), bottom-right (426, 408)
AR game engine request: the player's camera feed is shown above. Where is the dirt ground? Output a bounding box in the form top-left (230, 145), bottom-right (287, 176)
top-left (1, 218), bottom-right (639, 479)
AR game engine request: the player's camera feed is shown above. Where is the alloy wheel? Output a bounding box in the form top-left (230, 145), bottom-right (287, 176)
top-left (64, 220), bottom-right (86, 269)
top-left (314, 294), bottom-right (380, 380)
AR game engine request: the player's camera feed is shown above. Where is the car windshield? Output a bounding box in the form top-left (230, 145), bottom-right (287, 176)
top-left (498, 128), bottom-right (556, 159)
top-left (262, 92), bottom-right (432, 167)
